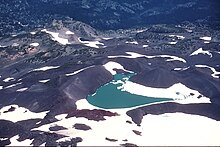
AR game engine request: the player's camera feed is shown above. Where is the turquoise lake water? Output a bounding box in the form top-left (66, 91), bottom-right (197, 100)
top-left (87, 73), bottom-right (173, 109)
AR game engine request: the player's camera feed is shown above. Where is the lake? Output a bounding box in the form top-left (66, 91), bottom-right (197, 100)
top-left (87, 73), bottom-right (173, 109)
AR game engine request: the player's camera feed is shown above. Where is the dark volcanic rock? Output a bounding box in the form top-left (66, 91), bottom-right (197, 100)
top-left (121, 143), bottom-right (138, 147)
top-left (44, 132), bottom-right (67, 146)
top-left (58, 137), bottom-right (82, 147)
top-left (73, 123), bottom-right (91, 131)
top-left (61, 65), bottom-right (113, 101)
top-left (49, 125), bottom-right (67, 131)
top-left (105, 137), bottom-right (118, 142)
top-left (3, 106), bottom-right (16, 113)
top-left (0, 138), bottom-right (10, 146)
top-left (17, 119), bottom-right (43, 130)
top-left (132, 130), bottom-right (142, 136)
top-left (0, 120), bottom-right (24, 138)
top-left (127, 102), bottom-right (220, 125)
top-left (126, 120), bottom-right (132, 124)
top-left (0, 119), bottom-right (70, 146)
top-left (67, 109), bottom-right (118, 121)
top-left (131, 68), bottom-right (179, 88)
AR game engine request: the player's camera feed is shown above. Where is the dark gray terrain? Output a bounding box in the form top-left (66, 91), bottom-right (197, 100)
top-left (0, 0), bottom-right (220, 146)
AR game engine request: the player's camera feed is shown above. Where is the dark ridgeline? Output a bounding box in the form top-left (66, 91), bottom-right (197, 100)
top-left (1, 0), bottom-right (220, 36)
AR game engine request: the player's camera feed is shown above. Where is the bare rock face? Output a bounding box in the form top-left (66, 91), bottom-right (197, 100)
top-left (127, 103), bottom-right (220, 125)
top-left (73, 123), bottom-right (91, 131)
top-left (67, 109), bottom-right (118, 121)
top-left (61, 66), bottom-right (113, 102)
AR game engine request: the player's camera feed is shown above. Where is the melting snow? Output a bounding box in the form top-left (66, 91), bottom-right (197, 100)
top-left (0, 138), bottom-right (8, 141)
top-left (195, 65), bottom-right (220, 78)
top-left (41, 29), bottom-right (69, 45)
top-left (200, 36), bottom-right (212, 41)
top-left (186, 29), bottom-right (193, 33)
top-left (65, 66), bottom-right (95, 76)
top-left (65, 30), bottom-right (74, 35)
top-left (174, 67), bottom-right (190, 71)
top-left (103, 61), bottom-right (133, 75)
top-left (0, 45), bottom-right (6, 48)
top-left (78, 38), bottom-right (104, 48)
top-left (190, 48), bottom-right (212, 58)
top-left (32, 66), bottom-right (60, 72)
top-left (12, 43), bottom-right (19, 47)
top-left (31, 98), bottom-right (219, 146)
top-left (136, 29), bottom-right (147, 33)
top-left (3, 77), bottom-right (15, 82)
top-left (9, 135), bottom-right (33, 146)
top-left (169, 35), bottom-right (185, 39)
top-left (16, 87), bottom-right (28, 92)
top-left (39, 79), bottom-right (50, 83)
top-left (168, 41), bottom-right (178, 45)
top-left (4, 82), bottom-right (22, 89)
top-left (30, 31), bottom-right (36, 35)
top-left (109, 52), bottom-right (186, 63)
top-left (119, 80), bottom-right (210, 103)
top-left (55, 114), bottom-right (68, 121)
top-left (0, 105), bottom-right (48, 123)
top-left (30, 42), bottom-right (39, 47)
top-left (125, 41), bottom-right (138, 45)
top-left (140, 112), bottom-right (220, 146)
top-left (102, 37), bottom-right (112, 40)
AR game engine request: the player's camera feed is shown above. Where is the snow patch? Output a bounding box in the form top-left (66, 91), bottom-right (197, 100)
top-left (140, 113), bottom-right (220, 146)
top-left (0, 45), bottom-right (6, 48)
top-left (30, 42), bottom-right (39, 47)
top-left (4, 82), bottom-right (22, 89)
top-left (32, 99), bottom-right (219, 146)
top-left (168, 41), bottom-right (178, 45)
top-left (39, 79), bottom-right (50, 83)
top-left (30, 31), bottom-right (36, 35)
top-left (174, 67), bottom-right (190, 71)
top-left (0, 105), bottom-right (48, 123)
top-left (103, 61), bottom-right (133, 75)
top-left (108, 52), bottom-right (187, 63)
top-left (190, 48), bottom-right (212, 58)
top-left (119, 81), bottom-right (210, 103)
top-left (136, 29), bottom-right (147, 33)
top-left (65, 66), bottom-right (95, 76)
top-left (32, 66), bottom-right (60, 72)
top-left (3, 77), bottom-right (15, 82)
top-left (195, 65), bottom-right (220, 78)
top-left (169, 35), bottom-right (185, 40)
top-left (125, 41), bottom-right (138, 45)
top-left (200, 36), bottom-right (212, 41)
top-left (102, 37), bottom-right (112, 40)
top-left (16, 87), bottom-right (28, 92)
top-left (41, 29), bottom-right (69, 45)
top-left (78, 38), bottom-right (104, 48)
top-left (0, 138), bottom-right (8, 141)
top-left (65, 30), bottom-right (74, 35)
top-left (12, 43), bottom-right (19, 47)
top-left (9, 135), bottom-right (33, 146)
top-left (186, 29), bottom-right (193, 33)
top-left (55, 114), bottom-right (68, 121)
